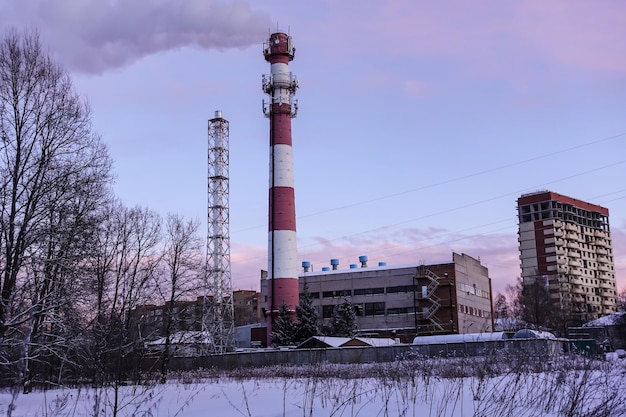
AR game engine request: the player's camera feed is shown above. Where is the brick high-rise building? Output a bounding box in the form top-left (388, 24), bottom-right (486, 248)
top-left (517, 191), bottom-right (618, 322)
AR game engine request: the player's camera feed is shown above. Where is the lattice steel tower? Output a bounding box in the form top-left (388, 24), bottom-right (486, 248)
top-left (205, 110), bottom-right (234, 353)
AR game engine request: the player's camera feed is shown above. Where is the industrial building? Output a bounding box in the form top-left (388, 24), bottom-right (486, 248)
top-left (260, 252), bottom-right (494, 343)
top-left (517, 190), bottom-right (618, 322)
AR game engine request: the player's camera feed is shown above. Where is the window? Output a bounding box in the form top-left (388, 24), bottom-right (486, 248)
top-left (387, 307), bottom-right (410, 315)
top-left (322, 305), bottom-right (334, 318)
top-left (364, 302), bottom-right (385, 316)
top-left (354, 287), bottom-right (385, 296)
top-left (387, 285), bottom-right (412, 293)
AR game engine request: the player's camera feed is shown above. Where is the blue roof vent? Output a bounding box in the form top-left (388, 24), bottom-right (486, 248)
top-left (302, 261), bottom-right (311, 272)
top-left (330, 258), bottom-right (339, 270)
top-left (358, 255), bottom-right (368, 268)
top-left (378, 262), bottom-right (387, 267)
top-left (321, 267), bottom-right (330, 272)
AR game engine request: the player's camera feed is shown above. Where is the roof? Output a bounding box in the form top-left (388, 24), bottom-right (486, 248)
top-left (583, 312), bottom-right (625, 327)
top-left (297, 336), bottom-right (400, 349)
top-left (412, 332), bottom-right (510, 345)
top-left (512, 329), bottom-right (556, 339)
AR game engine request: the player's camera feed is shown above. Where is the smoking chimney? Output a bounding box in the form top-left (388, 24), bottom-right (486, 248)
top-left (262, 32), bottom-right (299, 346)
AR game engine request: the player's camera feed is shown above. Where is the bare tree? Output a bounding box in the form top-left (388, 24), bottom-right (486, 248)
top-left (84, 203), bottom-right (161, 392)
top-left (0, 28), bottom-right (113, 390)
top-left (493, 293), bottom-right (509, 320)
top-left (618, 287), bottom-right (626, 312)
top-left (155, 214), bottom-right (202, 383)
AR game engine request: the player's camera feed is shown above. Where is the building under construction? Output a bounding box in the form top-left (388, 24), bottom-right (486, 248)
top-left (260, 252), bottom-right (494, 344)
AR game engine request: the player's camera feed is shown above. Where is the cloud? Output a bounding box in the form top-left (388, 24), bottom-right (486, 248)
top-left (0, 0), bottom-right (271, 74)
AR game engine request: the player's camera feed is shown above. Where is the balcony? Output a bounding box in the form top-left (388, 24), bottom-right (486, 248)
top-left (566, 242), bottom-right (580, 250)
top-left (594, 230), bottom-right (608, 238)
top-left (598, 265), bottom-right (610, 272)
top-left (595, 239), bottom-right (609, 248)
top-left (567, 250), bottom-right (581, 258)
top-left (565, 223), bottom-right (578, 232)
top-left (568, 260), bottom-right (583, 268)
top-left (600, 281), bottom-right (613, 289)
top-left (554, 230), bottom-right (564, 238)
top-left (596, 248), bottom-right (608, 256)
top-left (570, 277), bottom-right (584, 286)
top-left (597, 255), bottom-right (609, 264)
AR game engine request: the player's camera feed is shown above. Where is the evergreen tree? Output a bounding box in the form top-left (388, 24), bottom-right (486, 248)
top-left (330, 299), bottom-right (357, 337)
top-left (296, 284), bottom-right (320, 342)
top-left (271, 303), bottom-right (297, 346)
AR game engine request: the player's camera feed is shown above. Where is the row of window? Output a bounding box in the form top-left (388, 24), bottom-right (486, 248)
top-left (458, 303), bottom-right (491, 319)
top-left (457, 283), bottom-right (490, 299)
top-left (302, 284), bottom-right (446, 300)
top-left (317, 301), bottom-right (492, 320)
top-left (320, 302), bottom-right (416, 318)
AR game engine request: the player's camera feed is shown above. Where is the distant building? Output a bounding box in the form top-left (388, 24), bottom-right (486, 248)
top-left (233, 289), bottom-right (262, 326)
top-left (260, 252), bottom-right (494, 343)
top-left (517, 190), bottom-right (618, 322)
top-left (129, 290), bottom-right (261, 342)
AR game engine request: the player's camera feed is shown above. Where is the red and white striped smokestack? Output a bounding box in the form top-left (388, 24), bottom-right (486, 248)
top-left (262, 32), bottom-right (299, 346)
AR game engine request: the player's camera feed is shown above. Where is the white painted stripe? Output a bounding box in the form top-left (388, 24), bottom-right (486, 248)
top-left (268, 230), bottom-right (299, 279)
top-left (271, 63), bottom-right (289, 78)
top-left (269, 144), bottom-right (295, 188)
top-left (270, 63), bottom-right (292, 104)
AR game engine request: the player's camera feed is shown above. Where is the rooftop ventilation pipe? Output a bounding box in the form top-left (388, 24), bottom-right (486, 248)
top-left (302, 261), bottom-right (311, 273)
top-left (358, 255), bottom-right (368, 268)
top-left (330, 259), bottom-right (339, 270)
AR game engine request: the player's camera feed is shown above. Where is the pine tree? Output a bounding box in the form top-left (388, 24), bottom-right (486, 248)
top-left (296, 284), bottom-right (320, 342)
top-left (330, 299), bottom-right (357, 337)
top-left (271, 303), bottom-right (297, 346)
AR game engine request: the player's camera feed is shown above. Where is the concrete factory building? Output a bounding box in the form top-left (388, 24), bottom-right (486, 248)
top-left (261, 252), bottom-right (494, 343)
top-left (517, 190), bottom-right (618, 322)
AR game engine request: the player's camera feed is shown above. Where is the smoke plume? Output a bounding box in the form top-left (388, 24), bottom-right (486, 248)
top-left (0, 0), bottom-right (271, 74)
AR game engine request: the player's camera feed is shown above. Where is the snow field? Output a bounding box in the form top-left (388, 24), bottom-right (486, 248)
top-left (2, 355), bottom-right (626, 417)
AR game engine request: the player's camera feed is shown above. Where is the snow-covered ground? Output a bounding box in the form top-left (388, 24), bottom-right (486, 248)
top-left (2, 356), bottom-right (625, 417)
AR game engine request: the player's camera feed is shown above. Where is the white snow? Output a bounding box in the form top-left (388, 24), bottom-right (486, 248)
top-left (3, 358), bottom-right (626, 417)
top-left (583, 312), bottom-right (625, 327)
top-left (413, 332), bottom-right (509, 344)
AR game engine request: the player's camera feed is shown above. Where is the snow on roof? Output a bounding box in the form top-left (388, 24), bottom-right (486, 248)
top-left (310, 336), bottom-right (352, 347)
top-left (494, 317), bottom-right (526, 331)
top-left (412, 332), bottom-right (509, 345)
top-left (298, 336), bottom-right (400, 348)
top-left (351, 337), bottom-right (399, 347)
top-left (583, 312), bottom-right (625, 327)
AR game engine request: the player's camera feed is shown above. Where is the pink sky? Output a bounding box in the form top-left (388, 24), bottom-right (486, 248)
top-left (1, 0), bottom-right (624, 297)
